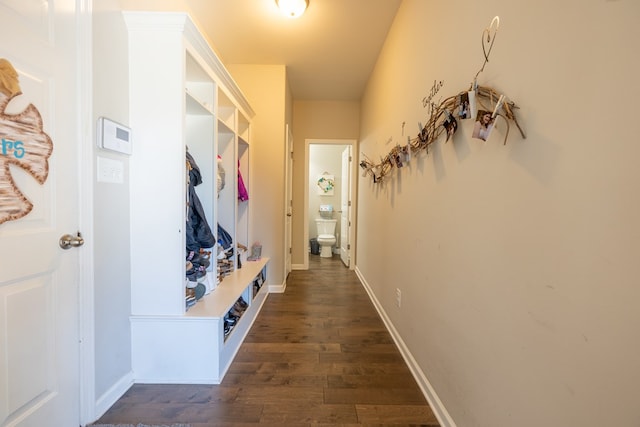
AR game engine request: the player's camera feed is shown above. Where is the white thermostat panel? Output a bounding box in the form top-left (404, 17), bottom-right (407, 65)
top-left (97, 117), bottom-right (132, 155)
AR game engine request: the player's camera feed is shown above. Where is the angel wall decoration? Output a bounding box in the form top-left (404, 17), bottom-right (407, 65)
top-left (0, 58), bottom-right (53, 224)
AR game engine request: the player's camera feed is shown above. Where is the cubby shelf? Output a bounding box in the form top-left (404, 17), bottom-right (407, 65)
top-left (186, 258), bottom-right (268, 319)
top-left (125, 11), bottom-right (265, 385)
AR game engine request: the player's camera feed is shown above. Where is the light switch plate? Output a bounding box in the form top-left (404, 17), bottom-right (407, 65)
top-left (97, 156), bottom-right (124, 184)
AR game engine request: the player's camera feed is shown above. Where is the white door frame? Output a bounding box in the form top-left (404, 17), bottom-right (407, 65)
top-left (78, 0), bottom-right (96, 424)
top-left (303, 138), bottom-right (357, 270)
top-left (283, 124), bottom-right (293, 281)
top-left (339, 146), bottom-right (351, 267)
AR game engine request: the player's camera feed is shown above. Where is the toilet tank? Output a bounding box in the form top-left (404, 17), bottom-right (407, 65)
top-left (315, 218), bottom-right (337, 235)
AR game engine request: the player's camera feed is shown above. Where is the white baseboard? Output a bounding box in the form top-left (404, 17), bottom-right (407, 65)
top-left (269, 279), bottom-right (287, 293)
top-left (292, 263), bottom-right (306, 270)
top-left (354, 266), bottom-right (456, 427)
top-left (93, 370), bottom-right (134, 423)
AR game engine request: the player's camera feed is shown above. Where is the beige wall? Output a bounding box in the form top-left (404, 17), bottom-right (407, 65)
top-left (227, 64), bottom-right (290, 288)
top-left (291, 101), bottom-right (360, 266)
top-left (357, 1), bottom-right (640, 426)
top-left (92, 0), bottom-right (133, 405)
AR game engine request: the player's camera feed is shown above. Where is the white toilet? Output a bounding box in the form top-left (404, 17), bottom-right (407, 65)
top-left (315, 205), bottom-right (337, 258)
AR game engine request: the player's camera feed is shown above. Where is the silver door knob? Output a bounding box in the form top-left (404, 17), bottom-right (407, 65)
top-left (59, 232), bottom-right (84, 249)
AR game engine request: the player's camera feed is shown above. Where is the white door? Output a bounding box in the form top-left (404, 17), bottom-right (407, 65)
top-left (340, 146), bottom-right (351, 267)
top-left (284, 125), bottom-right (293, 278)
top-left (0, 1), bottom-right (83, 426)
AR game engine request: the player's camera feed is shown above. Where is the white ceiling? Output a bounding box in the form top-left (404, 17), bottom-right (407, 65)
top-left (121, 0), bottom-right (403, 101)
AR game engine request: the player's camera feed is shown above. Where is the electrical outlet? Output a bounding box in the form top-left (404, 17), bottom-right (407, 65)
top-left (396, 288), bottom-right (401, 307)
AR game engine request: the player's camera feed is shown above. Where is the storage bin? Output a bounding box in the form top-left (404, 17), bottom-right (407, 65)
top-left (310, 238), bottom-right (320, 255)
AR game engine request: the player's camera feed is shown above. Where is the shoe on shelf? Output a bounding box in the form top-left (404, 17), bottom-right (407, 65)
top-left (186, 266), bottom-right (207, 285)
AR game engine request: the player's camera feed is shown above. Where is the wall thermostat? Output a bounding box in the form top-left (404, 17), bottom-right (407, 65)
top-left (97, 117), bottom-right (132, 155)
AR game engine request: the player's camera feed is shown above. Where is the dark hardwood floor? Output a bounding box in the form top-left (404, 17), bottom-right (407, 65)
top-left (93, 254), bottom-right (439, 426)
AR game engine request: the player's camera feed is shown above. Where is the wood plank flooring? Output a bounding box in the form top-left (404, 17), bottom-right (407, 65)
top-left (93, 255), bottom-right (439, 426)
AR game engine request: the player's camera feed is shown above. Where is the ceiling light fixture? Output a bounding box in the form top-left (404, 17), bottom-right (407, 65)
top-left (276, 0), bottom-right (309, 18)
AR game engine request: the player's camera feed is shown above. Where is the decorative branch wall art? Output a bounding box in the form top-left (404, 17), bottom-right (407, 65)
top-left (0, 58), bottom-right (53, 224)
top-left (360, 16), bottom-right (526, 184)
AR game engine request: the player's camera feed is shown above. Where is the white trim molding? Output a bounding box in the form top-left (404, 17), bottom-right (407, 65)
top-left (269, 281), bottom-right (287, 294)
top-left (354, 266), bottom-right (456, 427)
top-left (78, 0), bottom-right (95, 424)
top-left (93, 371), bottom-right (134, 422)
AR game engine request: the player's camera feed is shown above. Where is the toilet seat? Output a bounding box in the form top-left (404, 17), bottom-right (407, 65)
top-left (317, 234), bottom-right (335, 239)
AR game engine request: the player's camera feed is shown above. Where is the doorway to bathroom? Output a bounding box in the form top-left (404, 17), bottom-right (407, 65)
top-left (304, 139), bottom-right (357, 270)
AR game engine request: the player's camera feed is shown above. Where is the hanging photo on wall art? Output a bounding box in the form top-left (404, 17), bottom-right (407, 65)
top-left (472, 110), bottom-right (495, 141)
top-left (443, 114), bottom-right (458, 142)
top-left (457, 92), bottom-right (470, 119)
top-left (316, 173), bottom-right (335, 195)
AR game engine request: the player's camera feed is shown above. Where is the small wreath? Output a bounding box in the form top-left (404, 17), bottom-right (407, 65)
top-left (317, 176), bottom-right (335, 193)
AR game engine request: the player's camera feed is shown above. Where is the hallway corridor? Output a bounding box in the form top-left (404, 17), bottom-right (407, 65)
top-left (94, 255), bottom-right (439, 426)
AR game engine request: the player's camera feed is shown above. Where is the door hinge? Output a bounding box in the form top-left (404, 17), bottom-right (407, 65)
top-left (348, 201), bottom-right (351, 206)
top-left (347, 244), bottom-right (351, 250)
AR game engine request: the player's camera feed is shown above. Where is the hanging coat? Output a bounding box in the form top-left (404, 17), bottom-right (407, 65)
top-left (217, 223), bottom-right (233, 250)
top-left (185, 151), bottom-right (216, 251)
top-left (238, 160), bottom-right (249, 202)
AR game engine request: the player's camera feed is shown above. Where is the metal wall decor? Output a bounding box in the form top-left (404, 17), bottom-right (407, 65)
top-left (0, 58), bottom-right (53, 224)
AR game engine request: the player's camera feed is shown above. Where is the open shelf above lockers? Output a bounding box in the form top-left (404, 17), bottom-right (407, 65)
top-left (185, 52), bottom-right (252, 273)
top-left (216, 85), bottom-right (251, 269)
